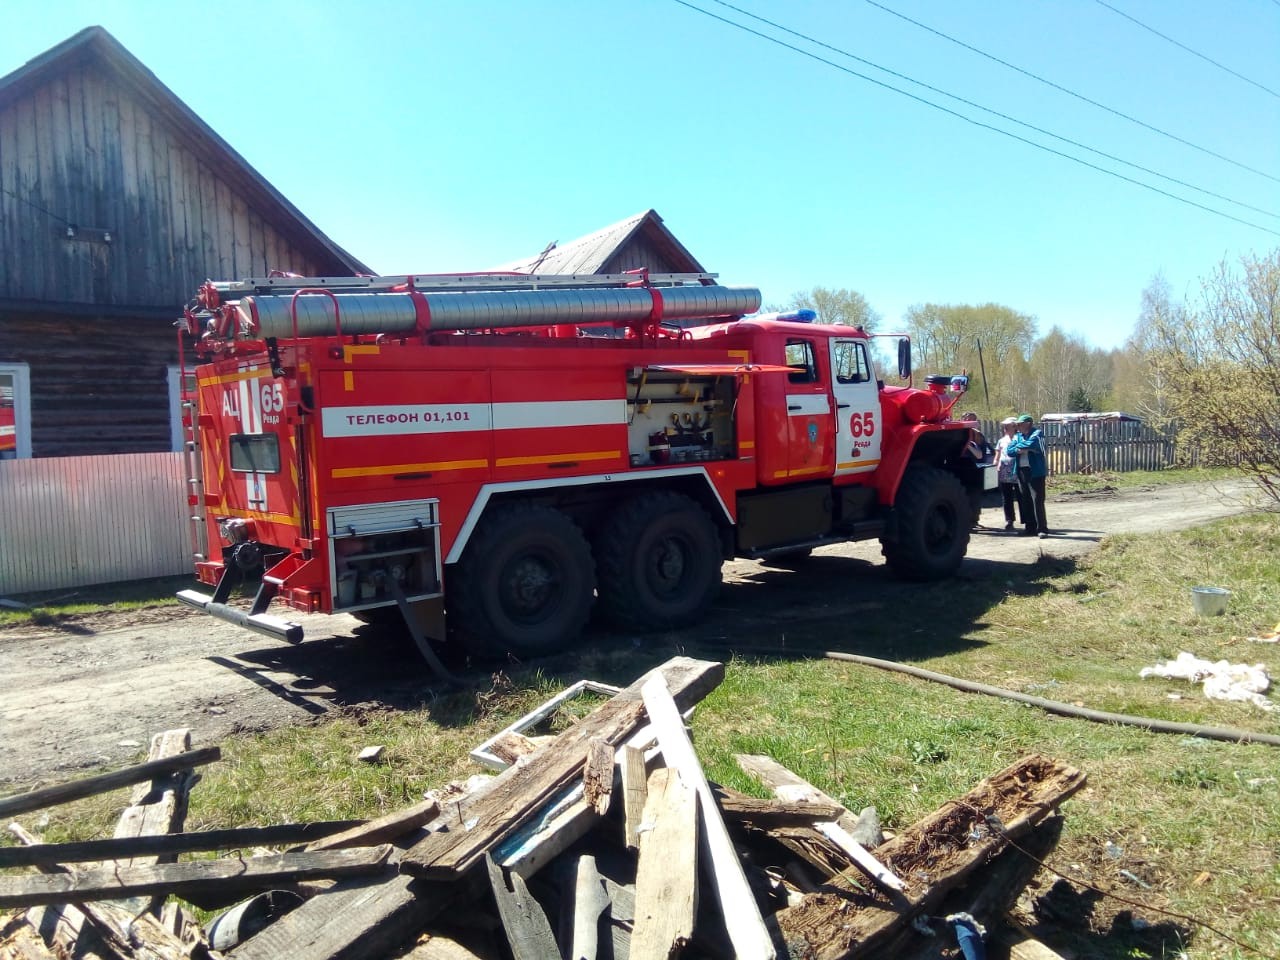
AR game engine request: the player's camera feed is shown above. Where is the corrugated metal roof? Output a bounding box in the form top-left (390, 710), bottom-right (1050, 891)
top-left (493, 209), bottom-right (705, 275)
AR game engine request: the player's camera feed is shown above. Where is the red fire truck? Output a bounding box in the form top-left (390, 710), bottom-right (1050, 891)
top-left (176, 271), bottom-right (981, 661)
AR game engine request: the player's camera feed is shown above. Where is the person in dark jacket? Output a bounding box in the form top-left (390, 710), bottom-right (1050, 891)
top-left (1007, 413), bottom-right (1049, 537)
top-left (959, 412), bottom-right (994, 528)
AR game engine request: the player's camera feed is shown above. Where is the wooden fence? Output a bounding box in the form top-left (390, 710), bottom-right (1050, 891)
top-left (0, 453), bottom-right (190, 595)
top-left (974, 419), bottom-right (1194, 474)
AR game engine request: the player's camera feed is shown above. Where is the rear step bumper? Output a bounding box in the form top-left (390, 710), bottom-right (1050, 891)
top-left (177, 589), bottom-right (304, 644)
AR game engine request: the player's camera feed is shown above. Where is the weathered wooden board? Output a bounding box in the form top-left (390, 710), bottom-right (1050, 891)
top-left (0, 747), bottom-right (220, 819)
top-left (108, 728), bottom-right (195, 915)
top-left (775, 755), bottom-right (1086, 960)
top-left (735, 753), bottom-right (867, 837)
top-left (565, 854), bottom-right (609, 960)
top-left (485, 855), bottom-right (559, 960)
top-left (631, 767), bottom-right (698, 960)
top-left (642, 675), bottom-right (775, 960)
top-left (230, 778), bottom-right (498, 960)
top-left (620, 744), bottom-right (649, 851)
top-left (890, 817), bottom-right (1065, 960)
top-left (0, 820), bottom-right (363, 869)
top-left (582, 738), bottom-right (614, 817)
top-left (304, 799), bottom-right (439, 852)
top-left (711, 784), bottom-right (842, 826)
top-left (401, 657), bottom-right (724, 880)
top-left (9, 821), bottom-right (220, 960)
top-left (0, 847), bottom-right (393, 909)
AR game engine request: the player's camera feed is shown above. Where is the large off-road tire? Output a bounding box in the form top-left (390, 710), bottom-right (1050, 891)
top-left (448, 504), bottom-right (595, 658)
top-left (595, 492), bottom-right (723, 630)
top-left (882, 466), bottom-right (971, 581)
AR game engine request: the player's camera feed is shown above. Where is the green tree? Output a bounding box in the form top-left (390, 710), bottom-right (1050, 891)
top-left (789, 287), bottom-right (881, 331)
top-left (1109, 274), bottom-right (1183, 424)
top-left (903, 302), bottom-right (1037, 415)
top-left (1066, 386), bottom-right (1095, 412)
top-left (1147, 250), bottom-right (1280, 503)
top-left (1028, 326), bottom-right (1112, 413)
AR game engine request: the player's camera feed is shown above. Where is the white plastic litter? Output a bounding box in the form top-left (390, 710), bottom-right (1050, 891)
top-left (1140, 652), bottom-right (1274, 711)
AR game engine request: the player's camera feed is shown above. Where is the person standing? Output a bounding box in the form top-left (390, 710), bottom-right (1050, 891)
top-left (1008, 413), bottom-right (1049, 537)
top-left (959, 412), bottom-right (994, 528)
top-left (994, 417), bottom-right (1025, 532)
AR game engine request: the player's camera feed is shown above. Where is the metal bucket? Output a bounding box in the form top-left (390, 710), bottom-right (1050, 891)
top-left (1190, 586), bottom-right (1231, 617)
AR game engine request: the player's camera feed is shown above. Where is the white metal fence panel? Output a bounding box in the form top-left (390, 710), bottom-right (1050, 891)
top-left (0, 453), bottom-right (189, 595)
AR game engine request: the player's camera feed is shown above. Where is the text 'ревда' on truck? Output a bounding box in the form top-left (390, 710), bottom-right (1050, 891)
top-left (175, 270), bottom-right (986, 662)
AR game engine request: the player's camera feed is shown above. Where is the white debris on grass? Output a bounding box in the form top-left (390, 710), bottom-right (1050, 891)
top-left (1140, 652), bottom-right (1274, 711)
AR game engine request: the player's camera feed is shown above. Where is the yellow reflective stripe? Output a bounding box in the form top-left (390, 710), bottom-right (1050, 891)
top-left (217, 505), bottom-right (299, 525)
top-left (837, 458), bottom-right (881, 471)
top-left (495, 450), bottom-right (620, 468)
top-left (772, 464), bottom-right (831, 479)
top-left (197, 368), bottom-right (270, 387)
top-left (331, 458), bottom-right (488, 479)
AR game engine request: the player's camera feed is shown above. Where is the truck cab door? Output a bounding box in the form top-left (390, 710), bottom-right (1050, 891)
top-left (783, 338), bottom-right (834, 479)
top-left (830, 338), bottom-right (881, 477)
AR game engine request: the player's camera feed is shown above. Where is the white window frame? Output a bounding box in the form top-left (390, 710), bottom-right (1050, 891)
top-left (167, 365), bottom-right (197, 452)
top-left (0, 362), bottom-right (32, 459)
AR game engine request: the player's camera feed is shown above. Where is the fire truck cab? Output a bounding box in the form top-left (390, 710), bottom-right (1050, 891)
top-left (176, 272), bottom-right (980, 662)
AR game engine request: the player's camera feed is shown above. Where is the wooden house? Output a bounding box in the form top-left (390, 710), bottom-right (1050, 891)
top-left (0, 27), bottom-right (370, 458)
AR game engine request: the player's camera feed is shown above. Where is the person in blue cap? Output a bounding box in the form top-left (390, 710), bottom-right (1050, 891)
top-left (1007, 413), bottom-right (1049, 537)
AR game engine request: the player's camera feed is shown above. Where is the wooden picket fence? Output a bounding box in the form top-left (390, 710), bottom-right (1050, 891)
top-left (974, 418), bottom-right (1218, 475)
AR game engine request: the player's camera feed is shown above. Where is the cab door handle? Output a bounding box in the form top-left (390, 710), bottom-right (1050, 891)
top-left (837, 403), bottom-right (851, 409)
top-left (787, 404), bottom-right (802, 411)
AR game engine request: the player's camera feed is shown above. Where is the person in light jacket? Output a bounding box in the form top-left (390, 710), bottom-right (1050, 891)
top-left (1007, 413), bottom-right (1049, 538)
top-left (994, 417), bottom-right (1025, 532)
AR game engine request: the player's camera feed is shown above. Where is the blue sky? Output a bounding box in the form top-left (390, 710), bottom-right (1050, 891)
top-left (5, 0), bottom-right (1278, 350)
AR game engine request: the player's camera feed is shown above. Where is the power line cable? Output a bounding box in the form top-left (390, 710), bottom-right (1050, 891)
top-left (863, 0), bottom-right (1279, 185)
top-left (684, 0), bottom-right (1280, 233)
top-left (0, 183), bottom-right (74, 228)
top-left (1095, 0), bottom-right (1280, 100)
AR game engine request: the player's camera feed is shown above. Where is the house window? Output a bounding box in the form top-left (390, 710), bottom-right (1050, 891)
top-left (0, 363), bottom-right (31, 460)
top-left (168, 366), bottom-right (198, 452)
top-left (785, 340), bottom-right (818, 384)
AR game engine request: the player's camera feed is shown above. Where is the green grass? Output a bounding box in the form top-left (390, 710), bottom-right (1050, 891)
top-left (4, 496), bottom-right (1277, 959)
top-left (0, 574), bottom-right (194, 628)
top-left (1048, 464), bottom-right (1239, 495)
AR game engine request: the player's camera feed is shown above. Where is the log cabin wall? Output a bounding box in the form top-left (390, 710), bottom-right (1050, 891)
top-left (0, 312), bottom-right (179, 457)
top-left (0, 29), bottom-right (368, 457)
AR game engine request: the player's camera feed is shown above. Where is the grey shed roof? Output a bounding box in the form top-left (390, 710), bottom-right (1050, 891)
top-left (494, 209), bottom-right (706, 275)
top-left (0, 26), bottom-right (372, 277)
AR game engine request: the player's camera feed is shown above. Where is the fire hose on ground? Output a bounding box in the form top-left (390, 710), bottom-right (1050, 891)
top-left (716, 647), bottom-right (1280, 748)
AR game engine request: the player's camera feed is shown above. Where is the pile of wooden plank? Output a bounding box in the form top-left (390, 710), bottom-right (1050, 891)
top-left (0, 656), bottom-right (1086, 960)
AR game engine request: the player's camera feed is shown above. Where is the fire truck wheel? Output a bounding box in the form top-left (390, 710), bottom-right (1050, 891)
top-left (595, 492), bottom-right (722, 630)
top-left (882, 465), bottom-right (971, 581)
top-left (449, 504), bottom-right (595, 657)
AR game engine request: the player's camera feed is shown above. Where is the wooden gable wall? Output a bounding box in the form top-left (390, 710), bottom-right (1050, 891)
top-left (599, 230), bottom-right (696, 276)
top-left (0, 59), bottom-right (331, 310)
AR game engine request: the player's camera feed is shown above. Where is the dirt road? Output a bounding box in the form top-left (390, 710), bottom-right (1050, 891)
top-left (0, 479), bottom-right (1259, 791)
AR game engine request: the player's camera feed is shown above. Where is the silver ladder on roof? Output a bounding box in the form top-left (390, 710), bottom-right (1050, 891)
top-left (206, 271), bottom-right (721, 296)
top-left (180, 398), bottom-right (209, 564)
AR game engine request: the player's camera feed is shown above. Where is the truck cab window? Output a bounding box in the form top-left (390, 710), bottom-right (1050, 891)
top-left (785, 340), bottom-right (818, 384)
top-left (833, 341), bottom-right (872, 384)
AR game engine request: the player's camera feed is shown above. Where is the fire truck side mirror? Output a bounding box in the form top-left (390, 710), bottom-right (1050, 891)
top-left (897, 338), bottom-right (912, 380)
